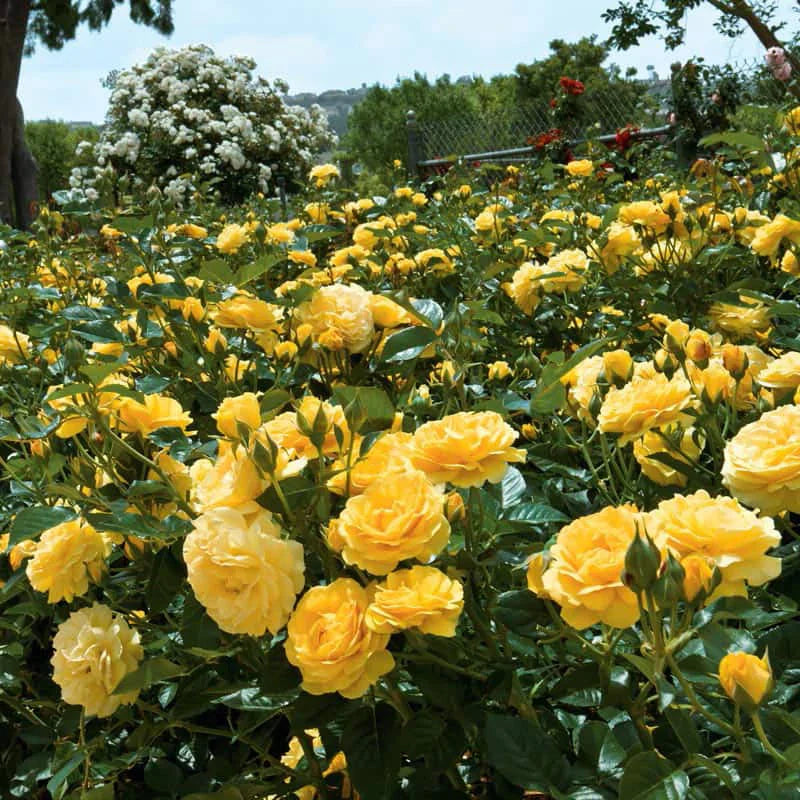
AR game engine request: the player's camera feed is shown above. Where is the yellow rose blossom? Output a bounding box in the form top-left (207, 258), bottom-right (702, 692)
top-left (285, 578), bottom-right (395, 698)
top-left (542, 505), bottom-right (643, 629)
top-left (719, 652), bottom-right (773, 707)
top-left (646, 490), bottom-right (780, 598)
top-left (597, 222), bottom-right (640, 273)
top-left (410, 411), bottom-right (526, 487)
top-left (414, 248), bottom-right (454, 275)
top-left (488, 360), bottom-right (512, 381)
top-left (26, 518), bottom-right (109, 603)
top-left (708, 296), bottom-right (771, 339)
top-left (170, 223), bottom-right (207, 239)
top-left (0, 324), bottom-right (30, 365)
top-left (295, 283), bottom-right (375, 354)
top-left (213, 392), bottom-right (262, 438)
top-left (597, 372), bottom-right (694, 444)
top-left (329, 469), bottom-right (450, 575)
top-left (266, 222), bottom-right (296, 244)
top-left (565, 159), bottom-right (593, 177)
top-left (633, 426), bottom-right (704, 487)
top-left (183, 506), bottom-right (305, 636)
top-left (327, 431), bottom-right (414, 496)
top-left (750, 214), bottom-right (800, 257)
top-left (213, 292), bottom-right (282, 331)
top-left (369, 294), bottom-right (417, 328)
top-left (117, 393), bottom-right (194, 437)
top-left (506, 262), bottom-right (541, 314)
top-left (288, 249), bottom-right (317, 268)
top-left (216, 223), bottom-right (249, 254)
top-left (308, 163), bottom-right (340, 187)
top-left (51, 603), bottom-right (143, 718)
top-left (365, 566), bottom-right (463, 636)
top-left (618, 200), bottom-right (671, 233)
top-left (756, 351), bottom-right (800, 392)
top-left (722, 405), bottom-right (800, 514)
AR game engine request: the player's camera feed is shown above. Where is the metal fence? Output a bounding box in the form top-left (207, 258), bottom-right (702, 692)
top-left (408, 59), bottom-right (793, 175)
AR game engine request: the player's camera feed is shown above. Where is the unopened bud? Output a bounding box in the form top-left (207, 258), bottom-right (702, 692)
top-left (623, 530), bottom-right (662, 592)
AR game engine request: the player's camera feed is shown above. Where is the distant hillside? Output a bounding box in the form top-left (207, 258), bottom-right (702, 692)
top-left (284, 86), bottom-right (370, 139)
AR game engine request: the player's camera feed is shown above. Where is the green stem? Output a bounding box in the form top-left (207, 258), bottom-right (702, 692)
top-left (752, 712), bottom-right (789, 766)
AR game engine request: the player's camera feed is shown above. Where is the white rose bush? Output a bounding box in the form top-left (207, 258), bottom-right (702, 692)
top-left (71, 45), bottom-right (336, 205)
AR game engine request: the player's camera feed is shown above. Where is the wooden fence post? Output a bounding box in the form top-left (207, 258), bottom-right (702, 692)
top-left (406, 109), bottom-right (421, 178)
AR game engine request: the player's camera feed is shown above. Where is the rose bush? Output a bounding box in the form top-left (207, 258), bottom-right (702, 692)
top-left (1, 102), bottom-right (800, 798)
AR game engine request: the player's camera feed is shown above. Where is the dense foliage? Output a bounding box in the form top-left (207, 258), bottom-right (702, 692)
top-left (1, 100), bottom-right (800, 800)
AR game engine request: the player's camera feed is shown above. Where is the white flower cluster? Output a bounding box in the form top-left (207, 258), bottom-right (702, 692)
top-left (72, 44), bottom-right (336, 205)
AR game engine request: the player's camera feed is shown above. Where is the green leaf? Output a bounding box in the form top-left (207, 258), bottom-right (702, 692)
top-left (9, 506), bottom-right (77, 547)
top-left (46, 751), bottom-right (85, 796)
top-left (664, 708), bottom-right (702, 755)
top-left (214, 686), bottom-right (297, 714)
top-left (112, 658), bottom-right (185, 695)
top-left (199, 258), bottom-right (235, 285)
top-left (342, 704), bottom-right (403, 800)
top-left (146, 548), bottom-right (185, 613)
top-left (618, 752), bottom-right (689, 800)
top-left (506, 503), bottom-right (568, 526)
top-left (493, 591), bottom-right (550, 637)
top-left (332, 385), bottom-right (396, 432)
top-left (379, 325), bottom-right (437, 363)
top-left (484, 713), bottom-right (568, 791)
top-left (530, 338), bottom-right (612, 415)
top-left (499, 466), bottom-right (526, 507)
top-left (237, 252), bottom-right (286, 286)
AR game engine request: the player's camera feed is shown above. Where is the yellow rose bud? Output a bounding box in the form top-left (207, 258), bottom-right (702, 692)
top-left (488, 360), bottom-right (512, 381)
top-left (684, 329), bottom-right (713, 364)
top-left (664, 319), bottom-right (690, 353)
top-left (680, 554), bottom-right (715, 602)
top-left (445, 491), bottom-right (466, 522)
top-left (718, 651), bottom-right (773, 708)
top-left (526, 551), bottom-right (549, 597)
top-left (721, 344), bottom-right (749, 379)
top-left (602, 349), bottom-right (633, 384)
top-left (274, 340), bottom-right (298, 362)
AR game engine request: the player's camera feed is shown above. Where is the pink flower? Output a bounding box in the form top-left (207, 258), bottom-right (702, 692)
top-left (765, 47), bottom-right (786, 68)
top-left (773, 62), bottom-right (792, 82)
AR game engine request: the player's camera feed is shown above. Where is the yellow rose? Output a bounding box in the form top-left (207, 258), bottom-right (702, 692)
top-left (285, 578), bottom-right (395, 697)
top-left (719, 651), bottom-right (772, 708)
top-left (410, 411), bottom-right (526, 487)
top-left (0, 323), bottom-right (30, 365)
top-left (184, 506), bottom-right (305, 636)
top-left (308, 163), bottom-right (340, 187)
top-left (365, 566), bottom-right (463, 636)
top-left (288, 249), bottom-right (317, 268)
top-left (598, 373), bottom-right (694, 444)
top-left (213, 392), bottom-right (262, 438)
top-left (26, 518), bottom-right (109, 603)
top-left (722, 405), bottom-right (800, 514)
top-left (646, 490), bottom-right (780, 598)
top-left (618, 200), bottom-right (671, 233)
top-left (414, 248), bottom-right (454, 275)
top-left (216, 223), bottom-right (249, 254)
top-left (171, 223), bottom-right (208, 239)
top-left (542, 505), bottom-right (642, 629)
top-left (562, 355), bottom-right (604, 422)
top-left (750, 214), bottom-right (800, 257)
top-left (295, 284), bottom-right (375, 354)
top-left (526, 551), bottom-right (549, 598)
top-left (597, 222), bottom-right (640, 273)
top-left (488, 360), bottom-right (512, 381)
top-left (708, 296), bottom-right (771, 339)
top-left (506, 262), bottom-right (541, 315)
top-left (633, 426), bottom-right (704, 487)
top-left (329, 469), bottom-right (450, 575)
top-left (189, 444), bottom-right (267, 512)
top-left (117, 393), bottom-right (194, 437)
top-left (51, 603), bottom-right (143, 717)
top-left (756, 351), bottom-right (800, 392)
top-left (327, 431), bottom-right (414, 496)
top-left (565, 159), bottom-right (593, 177)
top-left (602, 349), bottom-right (634, 383)
top-left (369, 295), bottom-right (416, 328)
top-left (214, 292), bottom-right (282, 331)
top-left (680, 554), bottom-right (715, 602)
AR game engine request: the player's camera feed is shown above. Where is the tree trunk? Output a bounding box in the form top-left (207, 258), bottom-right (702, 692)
top-left (0, 0), bottom-right (32, 226)
top-left (11, 97), bottom-right (37, 228)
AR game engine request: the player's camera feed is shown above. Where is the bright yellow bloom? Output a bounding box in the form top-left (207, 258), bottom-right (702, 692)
top-left (216, 223), bottom-right (249, 254)
top-left (410, 411), bottom-right (526, 487)
top-left (285, 579), bottom-right (395, 698)
top-left (542, 505), bottom-right (643, 629)
top-left (722, 405), bottom-right (800, 514)
top-left (326, 431), bottom-right (414, 496)
top-left (329, 469), bottom-right (450, 575)
top-left (295, 283), bottom-right (375, 354)
top-left (213, 393), bottom-right (262, 439)
top-left (117, 394), bottom-right (194, 437)
top-left (598, 373), bottom-right (694, 444)
top-left (213, 292), bottom-right (282, 332)
top-left (646, 490), bottom-right (780, 598)
top-left (27, 518), bottom-right (109, 603)
top-left (365, 566), bottom-right (463, 636)
top-left (719, 652), bottom-right (772, 707)
top-left (51, 603), bottom-right (143, 717)
top-left (565, 159), bottom-right (593, 177)
top-left (184, 506), bottom-right (304, 636)
top-left (308, 163), bottom-right (340, 187)
top-left (633, 426), bottom-right (704, 487)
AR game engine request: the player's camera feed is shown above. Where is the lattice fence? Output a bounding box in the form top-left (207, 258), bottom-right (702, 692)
top-left (417, 60), bottom-right (792, 161)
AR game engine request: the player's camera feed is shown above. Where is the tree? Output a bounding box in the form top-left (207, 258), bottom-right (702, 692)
top-left (0, 1), bottom-right (173, 229)
top-left (602, 1), bottom-right (800, 94)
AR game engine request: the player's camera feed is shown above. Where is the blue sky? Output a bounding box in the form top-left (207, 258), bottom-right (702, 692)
top-left (18, 0), bottom-right (797, 122)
